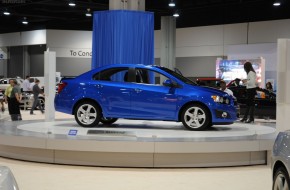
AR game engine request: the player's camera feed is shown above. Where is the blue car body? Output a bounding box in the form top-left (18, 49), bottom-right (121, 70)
top-left (55, 64), bottom-right (237, 130)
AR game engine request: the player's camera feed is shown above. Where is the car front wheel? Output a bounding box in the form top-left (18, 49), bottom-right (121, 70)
top-left (273, 167), bottom-right (290, 190)
top-left (181, 104), bottom-right (211, 131)
top-left (100, 117), bottom-right (118, 125)
top-left (74, 101), bottom-right (100, 127)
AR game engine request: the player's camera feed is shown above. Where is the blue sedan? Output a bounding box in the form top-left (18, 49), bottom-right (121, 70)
top-left (55, 64), bottom-right (237, 131)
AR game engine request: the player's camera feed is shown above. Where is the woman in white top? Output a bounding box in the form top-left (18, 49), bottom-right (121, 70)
top-left (240, 62), bottom-right (257, 123)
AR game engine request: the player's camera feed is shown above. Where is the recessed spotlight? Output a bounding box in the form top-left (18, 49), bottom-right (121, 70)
top-left (3, 11), bottom-right (10, 15)
top-left (85, 8), bottom-right (92, 17)
top-left (173, 12), bottom-right (179, 17)
top-left (69, 2), bottom-right (76, 6)
top-left (273, 2), bottom-right (281, 6)
top-left (168, 0), bottom-right (175, 7)
top-left (22, 17), bottom-right (28, 24)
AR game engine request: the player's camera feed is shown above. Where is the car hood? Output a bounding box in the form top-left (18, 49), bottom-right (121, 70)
top-left (187, 85), bottom-right (229, 96)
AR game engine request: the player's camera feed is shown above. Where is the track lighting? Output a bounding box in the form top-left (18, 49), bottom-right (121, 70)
top-left (168, 0), bottom-right (175, 7)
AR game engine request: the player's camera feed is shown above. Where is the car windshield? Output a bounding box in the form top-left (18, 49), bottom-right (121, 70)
top-left (158, 67), bottom-right (196, 85)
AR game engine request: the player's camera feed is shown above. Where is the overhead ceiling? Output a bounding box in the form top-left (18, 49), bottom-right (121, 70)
top-left (0, 0), bottom-right (289, 34)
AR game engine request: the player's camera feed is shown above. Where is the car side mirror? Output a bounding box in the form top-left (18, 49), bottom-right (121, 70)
top-left (163, 79), bottom-right (175, 87)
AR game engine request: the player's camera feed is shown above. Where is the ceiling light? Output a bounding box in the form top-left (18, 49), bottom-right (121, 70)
top-left (69, 2), bottom-right (76, 6)
top-left (273, 2), bottom-right (281, 6)
top-left (22, 17), bottom-right (28, 24)
top-left (85, 8), bottom-right (92, 17)
top-left (3, 11), bottom-right (10, 15)
top-left (173, 11), bottom-right (179, 17)
top-left (168, 0), bottom-right (175, 7)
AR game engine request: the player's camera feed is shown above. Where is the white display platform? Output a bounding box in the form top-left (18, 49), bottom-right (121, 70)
top-left (0, 119), bottom-right (276, 168)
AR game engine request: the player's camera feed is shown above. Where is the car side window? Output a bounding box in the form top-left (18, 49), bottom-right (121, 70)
top-left (135, 69), bottom-right (170, 86)
top-left (93, 67), bottom-right (129, 83)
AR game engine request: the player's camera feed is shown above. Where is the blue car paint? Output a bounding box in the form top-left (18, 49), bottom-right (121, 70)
top-left (55, 64), bottom-right (237, 124)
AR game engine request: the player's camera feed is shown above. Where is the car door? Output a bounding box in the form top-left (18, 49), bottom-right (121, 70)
top-left (92, 67), bottom-right (133, 118)
top-left (130, 68), bottom-right (180, 120)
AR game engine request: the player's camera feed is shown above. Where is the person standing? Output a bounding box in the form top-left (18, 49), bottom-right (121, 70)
top-left (30, 79), bottom-right (44, 115)
top-left (240, 62), bottom-right (257, 123)
top-left (266, 81), bottom-right (273, 92)
top-left (4, 79), bottom-right (13, 115)
top-left (8, 79), bottom-right (22, 121)
top-left (23, 76), bottom-right (31, 92)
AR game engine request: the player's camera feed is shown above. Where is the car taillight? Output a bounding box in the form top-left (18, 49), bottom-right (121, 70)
top-left (58, 82), bottom-right (67, 94)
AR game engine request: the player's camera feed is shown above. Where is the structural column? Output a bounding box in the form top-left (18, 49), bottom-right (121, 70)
top-left (44, 51), bottom-right (56, 122)
top-left (160, 16), bottom-right (176, 71)
top-left (276, 39), bottom-right (290, 132)
top-left (109, 0), bottom-right (145, 10)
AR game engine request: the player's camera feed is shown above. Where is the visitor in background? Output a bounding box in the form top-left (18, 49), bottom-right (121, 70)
top-left (220, 80), bottom-right (234, 98)
top-left (0, 89), bottom-right (4, 112)
top-left (4, 79), bottom-right (13, 116)
top-left (266, 81), bottom-right (273, 92)
top-left (8, 79), bottom-right (22, 121)
top-left (30, 79), bottom-right (44, 115)
top-left (23, 76), bottom-right (31, 92)
top-left (240, 62), bottom-right (257, 123)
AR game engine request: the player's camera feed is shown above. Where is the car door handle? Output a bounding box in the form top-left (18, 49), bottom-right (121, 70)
top-left (134, 88), bottom-right (142, 93)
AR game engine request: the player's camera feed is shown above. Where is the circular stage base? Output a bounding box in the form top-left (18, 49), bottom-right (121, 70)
top-left (0, 119), bottom-right (276, 168)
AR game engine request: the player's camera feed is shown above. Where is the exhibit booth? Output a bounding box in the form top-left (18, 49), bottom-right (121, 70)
top-left (1, 19), bottom-right (290, 167)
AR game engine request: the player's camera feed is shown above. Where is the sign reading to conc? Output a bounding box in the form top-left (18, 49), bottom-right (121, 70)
top-left (50, 48), bottom-right (92, 58)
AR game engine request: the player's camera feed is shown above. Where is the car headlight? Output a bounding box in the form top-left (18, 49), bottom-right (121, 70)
top-left (211, 95), bottom-right (230, 104)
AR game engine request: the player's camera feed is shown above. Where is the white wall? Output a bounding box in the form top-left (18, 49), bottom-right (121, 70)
top-left (0, 30), bottom-right (46, 47)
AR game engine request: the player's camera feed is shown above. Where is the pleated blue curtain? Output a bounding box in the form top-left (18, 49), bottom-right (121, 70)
top-left (91, 10), bottom-right (154, 69)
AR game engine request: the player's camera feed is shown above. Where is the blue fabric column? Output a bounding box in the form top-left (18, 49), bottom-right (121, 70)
top-left (91, 10), bottom-right (154, 69)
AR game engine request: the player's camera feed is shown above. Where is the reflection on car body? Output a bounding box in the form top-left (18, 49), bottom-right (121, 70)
top-left (55, 64), bottom-right (237, 131)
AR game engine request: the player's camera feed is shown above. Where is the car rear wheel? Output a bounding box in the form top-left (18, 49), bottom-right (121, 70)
top-left (74, 101), bottom-right (100, 127)
top-left (100, 117), bottom-right (118, 125)
top-left (273, 167), bottom-right (290, 190)
top-left (181, 104), bottom-right (211, 131)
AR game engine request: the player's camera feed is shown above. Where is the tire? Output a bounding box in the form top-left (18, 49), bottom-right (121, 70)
top-left (181, 104), bottom-right (211, 131)
top-left (74, 101), bottom-right (101, 127)
top-left (100, 117), bottom-right (118, 125)
top-left (273, 167), bottom-right (290, 190)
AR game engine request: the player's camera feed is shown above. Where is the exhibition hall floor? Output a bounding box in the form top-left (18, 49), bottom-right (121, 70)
top-left (0, 156), bottom-right (272, 190)
top-left (0, 110), bottom-right (276, 189)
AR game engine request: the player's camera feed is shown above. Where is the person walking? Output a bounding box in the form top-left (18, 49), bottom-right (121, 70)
top-left (240, 62), bottom-right (257, 123)
top-left (7, 79), bottom-right (22, 121)
top-left (30, 79), bottom-right (44, 115)
top-left (0, 89), bottom-right (4, 112)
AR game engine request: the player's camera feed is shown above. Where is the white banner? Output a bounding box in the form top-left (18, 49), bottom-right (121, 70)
top-left (50, 48), bottom-right (92, 58)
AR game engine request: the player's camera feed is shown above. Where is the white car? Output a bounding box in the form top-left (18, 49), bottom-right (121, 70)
top-left (272, 130), bottom-right (290, 190)
top-left (0, 166), bottom-right (19, 190)
top-left (0, 78), bottom-right (24, 91)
